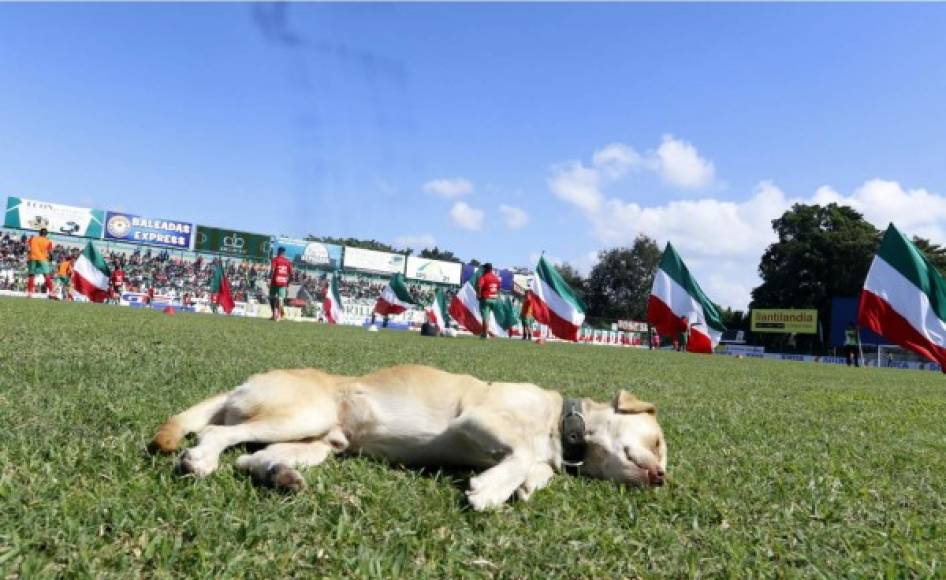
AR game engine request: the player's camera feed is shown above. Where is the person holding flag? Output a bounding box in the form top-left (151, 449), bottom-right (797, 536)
top-left (425, 288), bottom-right (450, 334)
top-left (843, 321), bottom-right (860, 367)
top-left (527, 255), bottom-right (586, 342)
top-left (55, 251), bottom-right (75, 301)
top-left (374, 272), bottom-right (417, 320)
top-left (646, 242), bottom-right (725, 354)
top-left (109, 259), bottom-right (126, 304)
top-left (209, 258), bottom-right (235, 315)
top-left (476, 263), bottom-right (501, 339)
top-left (269, 246), bottom-right (292, 321)
top-left (26, 228), bottom-right (55, 297)
top-left (322, 275), bottom-right (344, 324)
top-left (70, 241), bottom-right (111, 303)
top-left (519, 290), bottom-right (535, 341)
top-left (449, 265), bottom-right (508, 337)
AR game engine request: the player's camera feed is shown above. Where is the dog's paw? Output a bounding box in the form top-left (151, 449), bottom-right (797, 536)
top-left (466, 485), bottom-right (510, 511)
top-left (179, 448), bottom-right (218, 477)
top-left (234, 454), bottom-right (253, 472)
top-left (269, 465), bottom-right (306, 492)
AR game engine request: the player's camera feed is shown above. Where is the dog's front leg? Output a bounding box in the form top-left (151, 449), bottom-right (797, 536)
top-left (466, 451), bottom-right (534, 511)
top-left (516, 463), bottom-right (555, 502)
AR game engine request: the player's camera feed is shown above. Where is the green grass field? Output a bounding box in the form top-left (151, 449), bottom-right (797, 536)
top-left (1, 297), bottom-right (945, 578)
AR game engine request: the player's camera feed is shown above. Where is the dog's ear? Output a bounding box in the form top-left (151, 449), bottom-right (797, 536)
top-left (614, 390), bottom-right (656, 415)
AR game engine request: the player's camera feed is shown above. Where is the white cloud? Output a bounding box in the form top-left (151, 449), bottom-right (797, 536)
top-left (393, 234), bottom-right (436, 250)
top-left (449, 201), bottom-right (484, 231)
top-left (423, 177), bottom-right (474, 199)
top-left (549, 161), bottom-right (603, 212)
top-left (549, 137), bottom-right (715, 213)
top-left (654, 134), bottom-right (716, 189)
top-left (549, 142), bottom-right (946, 310)
top-left (499, 204), bottom-right (529, 230)
top-left (592, 143), bottom-right (642, 179)
top-left (586, 182), bottom-right (790, 310)
top-left (811, 179), bottom-right (946, 242)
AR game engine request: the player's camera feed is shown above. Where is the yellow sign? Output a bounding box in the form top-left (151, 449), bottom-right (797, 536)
top-left (751, 309), bottom-right (818, 334)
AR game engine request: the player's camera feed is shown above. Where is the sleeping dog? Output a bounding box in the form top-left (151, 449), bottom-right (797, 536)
top-left (151, 364), bottom-right (667, 510)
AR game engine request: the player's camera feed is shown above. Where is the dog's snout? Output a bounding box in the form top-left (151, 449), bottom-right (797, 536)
top-left (649, 466), bottom-right (666, 486)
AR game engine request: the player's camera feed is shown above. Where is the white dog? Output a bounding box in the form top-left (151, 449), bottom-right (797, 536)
top-left (151, 364), bottom-right (667, 510)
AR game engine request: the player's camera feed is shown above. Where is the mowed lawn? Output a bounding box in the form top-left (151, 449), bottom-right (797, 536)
top-left (1, 298), bottom-right (944, 578)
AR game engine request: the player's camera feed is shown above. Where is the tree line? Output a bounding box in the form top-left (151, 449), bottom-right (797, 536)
top-left (310, 204), bottom-right (946, 344)
top-left (566, 203), bottom-right (946, 348)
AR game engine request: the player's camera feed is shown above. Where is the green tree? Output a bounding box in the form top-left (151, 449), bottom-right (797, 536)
top-left (555, 262), bottom-right (586, 302)
top-left (419, 247), bottom-right (461, 263)
top-left (720, 307), bottom-right (748, 331)
top-left (750, 203), bottom-right (879, 351)
top-left (585, 235), bottom-right (662, 323)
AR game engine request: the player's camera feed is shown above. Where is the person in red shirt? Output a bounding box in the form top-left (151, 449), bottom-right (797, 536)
top-left (269, 247), bottom-right (292, 321)
top-left (476, 262), bottom-right (501, 339)
top-left (109, 260), bottom-right (126, 304)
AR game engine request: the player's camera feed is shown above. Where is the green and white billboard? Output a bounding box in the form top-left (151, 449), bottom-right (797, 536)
top-left (4, 196), bottom-right (105, 238)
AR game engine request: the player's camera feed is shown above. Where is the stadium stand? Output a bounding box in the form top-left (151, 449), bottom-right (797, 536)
top-left (1, 228), bottom-right (457, 318)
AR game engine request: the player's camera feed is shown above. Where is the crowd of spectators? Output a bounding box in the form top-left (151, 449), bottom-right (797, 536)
top-left (2, 231), bottom-right (454, 308)
top-left (107, 247), bottom-right (268, 303)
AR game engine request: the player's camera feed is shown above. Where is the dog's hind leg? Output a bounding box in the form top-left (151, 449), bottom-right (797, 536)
top-left (179, 413), bottom-right (337, 477)
top-left (235, 428), bottom-right (348, 491)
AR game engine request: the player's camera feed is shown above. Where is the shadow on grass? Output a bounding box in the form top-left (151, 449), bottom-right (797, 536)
top-left (143, 437), bottom-right (506, 509)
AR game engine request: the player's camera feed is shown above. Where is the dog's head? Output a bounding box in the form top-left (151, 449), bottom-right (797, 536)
top-left (581, 391), bottom-right (667, 487)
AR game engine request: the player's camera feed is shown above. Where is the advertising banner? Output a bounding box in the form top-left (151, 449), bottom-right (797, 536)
top-left (500, 269), bottom-right (514, 292)
top-left (829, 297), bottom-right (888, 347)
top-left (750, 309), bottom-right (819, 334)
top-left (194, 226), bottom-right (271, 259)
top-left (343, 246), bottom-right (406, 274)
top-left (276, 237), bottom-right (342, 270)
top-left (405, 256), bottom-right (462, 285)
top-left (617, 320), bottom-right (649, 332)
top-left (104, 211), bottom-right (193, 249)
top-left (4, 196), bottom-right (105, 238)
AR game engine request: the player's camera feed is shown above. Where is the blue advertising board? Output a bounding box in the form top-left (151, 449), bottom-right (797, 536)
top-left (829, 297), bottom-right (888, 347)
top-left (104, 211), bottom-right (194, 249)
top-left (276, 237), bottom-right (343, 270)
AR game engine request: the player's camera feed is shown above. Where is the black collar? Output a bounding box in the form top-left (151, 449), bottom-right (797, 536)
top-left (560, 398), bottom-right (587, 469)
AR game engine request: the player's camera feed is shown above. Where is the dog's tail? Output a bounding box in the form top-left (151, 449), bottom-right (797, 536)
top-left (149, 392), bottom-right (229, 453)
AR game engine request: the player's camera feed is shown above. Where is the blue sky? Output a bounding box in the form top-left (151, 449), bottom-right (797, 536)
top-left (2, 3), bottom-right (946, 308)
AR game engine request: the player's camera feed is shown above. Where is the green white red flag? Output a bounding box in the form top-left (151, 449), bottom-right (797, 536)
top-left (209, 262), bottom-right (235, 314)
top-left (646, 242), bottom-right (725, 353)
top-left (71, 242), bottom-right (111, 303)
top-left (858, 224), bottom-right (946, 371)
top-left (374, 273), bottom-right (416, 316)
top-left (426, 288), bottom-right (450, 333)
top-left (496, 296), bottom-right (519, 336)
top-left (323, 275), bottom-right (344, 324)
top-left (448, 267), bottom-right (506, 336)
top-left (527, 255), bottom-right (585, 341)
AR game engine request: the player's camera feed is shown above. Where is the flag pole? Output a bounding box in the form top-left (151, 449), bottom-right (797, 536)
top-left (857, 325), bottom-right (865, 367)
